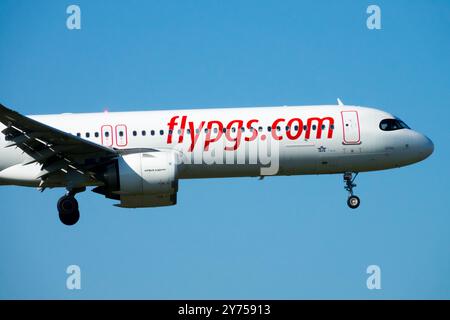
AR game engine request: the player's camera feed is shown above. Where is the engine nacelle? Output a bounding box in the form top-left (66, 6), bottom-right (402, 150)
top-left (94, 151), bottom-right (179, 208)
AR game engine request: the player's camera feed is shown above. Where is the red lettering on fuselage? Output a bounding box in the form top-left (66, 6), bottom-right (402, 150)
top-left (167, 115), bottom-right (335, 152)
top-left (225, 120), bottom-right (244, 151)
top-left (245, 119), bottom-right (259, 142)
top-left (286, 118), bottom-right (303, 140)
top-left (188, 120), bottom-right (205, 151)
top-left (305, 117), bottom-right (334, 139)
top-left (204, 120), bottom-right (223, 151)
top-left (271, 118), bottom-right (285, 140)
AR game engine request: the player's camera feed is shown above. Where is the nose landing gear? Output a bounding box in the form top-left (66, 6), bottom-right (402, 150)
top-left (344, 172), bottom-right (360, 209)
top-left (57, 187), bottom-right (85, 225)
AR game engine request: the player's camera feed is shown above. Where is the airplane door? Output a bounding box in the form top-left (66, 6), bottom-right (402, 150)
top-left (115, 124), bottom-right (128, 147)
top-left (101, 125), bottom-right (114, 147)
top-left (341, 111), bottom-right (361, 144)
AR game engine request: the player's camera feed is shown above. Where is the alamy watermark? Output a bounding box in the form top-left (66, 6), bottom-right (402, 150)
top-left (366, 5), bottom-right (381, 30)
top-left (66, 264), bottom-right (81, 290)
top-left (366, 265), bottom-right (382, 290)
top-left (66, 5), bottom-right (81, 30)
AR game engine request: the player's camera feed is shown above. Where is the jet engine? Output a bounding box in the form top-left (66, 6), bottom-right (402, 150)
top-left (93, 151), bottom-right (179, 208)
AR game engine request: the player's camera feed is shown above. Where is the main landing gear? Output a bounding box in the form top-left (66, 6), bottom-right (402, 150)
top-left (57, 187), bottom-right (85, 225)
top-left (344, 172), bottom-right (360, 209)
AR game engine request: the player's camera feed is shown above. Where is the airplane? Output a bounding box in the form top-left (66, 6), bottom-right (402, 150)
top-left (0, 100), bottom-right (433, 225)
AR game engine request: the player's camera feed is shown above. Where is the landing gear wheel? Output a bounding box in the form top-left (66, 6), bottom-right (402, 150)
top-left (57, 195), bottom-right (80, 225)
top-left (347, 195), bottom-right (360, 209)
top-left (343, 172), bottom-right (361, 209)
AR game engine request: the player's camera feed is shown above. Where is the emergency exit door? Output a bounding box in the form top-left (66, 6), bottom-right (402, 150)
top-left (341, 111), bottom-right (361, 144)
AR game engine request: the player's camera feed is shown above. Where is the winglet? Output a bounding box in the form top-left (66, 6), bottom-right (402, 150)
top-left (337, 98), bottom-right (344, 106)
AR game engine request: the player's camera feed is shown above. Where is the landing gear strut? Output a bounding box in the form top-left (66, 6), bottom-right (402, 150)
top-left (57, 187), bottom-right (85, 225)
top-left (344, 172), bottom-right (360, 209)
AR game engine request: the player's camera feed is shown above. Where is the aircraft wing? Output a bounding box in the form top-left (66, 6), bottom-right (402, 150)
top-left (0, 103), bottom-right (118, 185)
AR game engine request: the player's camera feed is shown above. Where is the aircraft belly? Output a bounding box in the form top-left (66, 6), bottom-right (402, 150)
top-left (178, 163), bottom-right (261, 179)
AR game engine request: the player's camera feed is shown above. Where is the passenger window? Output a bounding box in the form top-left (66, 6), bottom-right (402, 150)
top-left (76, 133), bottom-right (81, 137)
top-left (95, 132), bottom-right (99, 138)
top-left (160, 130), bottom-right (164, 135)
top-left (85, 132), bottom-right (90, 138)
top-left (142, 130), bottom-right (146, 136)
top-left (132, 131), bottom-right (137, 136)
top-left (119, 131), bottom-right (124, 137)
top-left (151, 130), bottom-right (155, 136)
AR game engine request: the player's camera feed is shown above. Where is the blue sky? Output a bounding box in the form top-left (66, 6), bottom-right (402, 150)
top-left (0, 0), bottom-right (449, 299)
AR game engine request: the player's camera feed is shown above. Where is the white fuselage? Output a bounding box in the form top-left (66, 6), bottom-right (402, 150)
top-left (0, 105), bottom-right (434, 187)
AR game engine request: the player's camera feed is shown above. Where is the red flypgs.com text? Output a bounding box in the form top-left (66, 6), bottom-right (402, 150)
top-left (166, 115), bottom-right (335, 151)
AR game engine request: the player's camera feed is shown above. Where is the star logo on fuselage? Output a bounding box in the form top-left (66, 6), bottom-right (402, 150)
top-left (318, 146), bottom-right (326, 152)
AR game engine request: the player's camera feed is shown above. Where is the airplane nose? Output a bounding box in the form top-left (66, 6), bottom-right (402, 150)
top-left (418, 134), bottom-right (434, 159)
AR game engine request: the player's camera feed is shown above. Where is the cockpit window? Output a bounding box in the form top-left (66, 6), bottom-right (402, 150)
top-left (379, 119), bottom-right (410, 131)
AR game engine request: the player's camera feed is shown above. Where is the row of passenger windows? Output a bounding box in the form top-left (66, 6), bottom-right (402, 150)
top-left (75, 124), bottom-right (335, 138)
